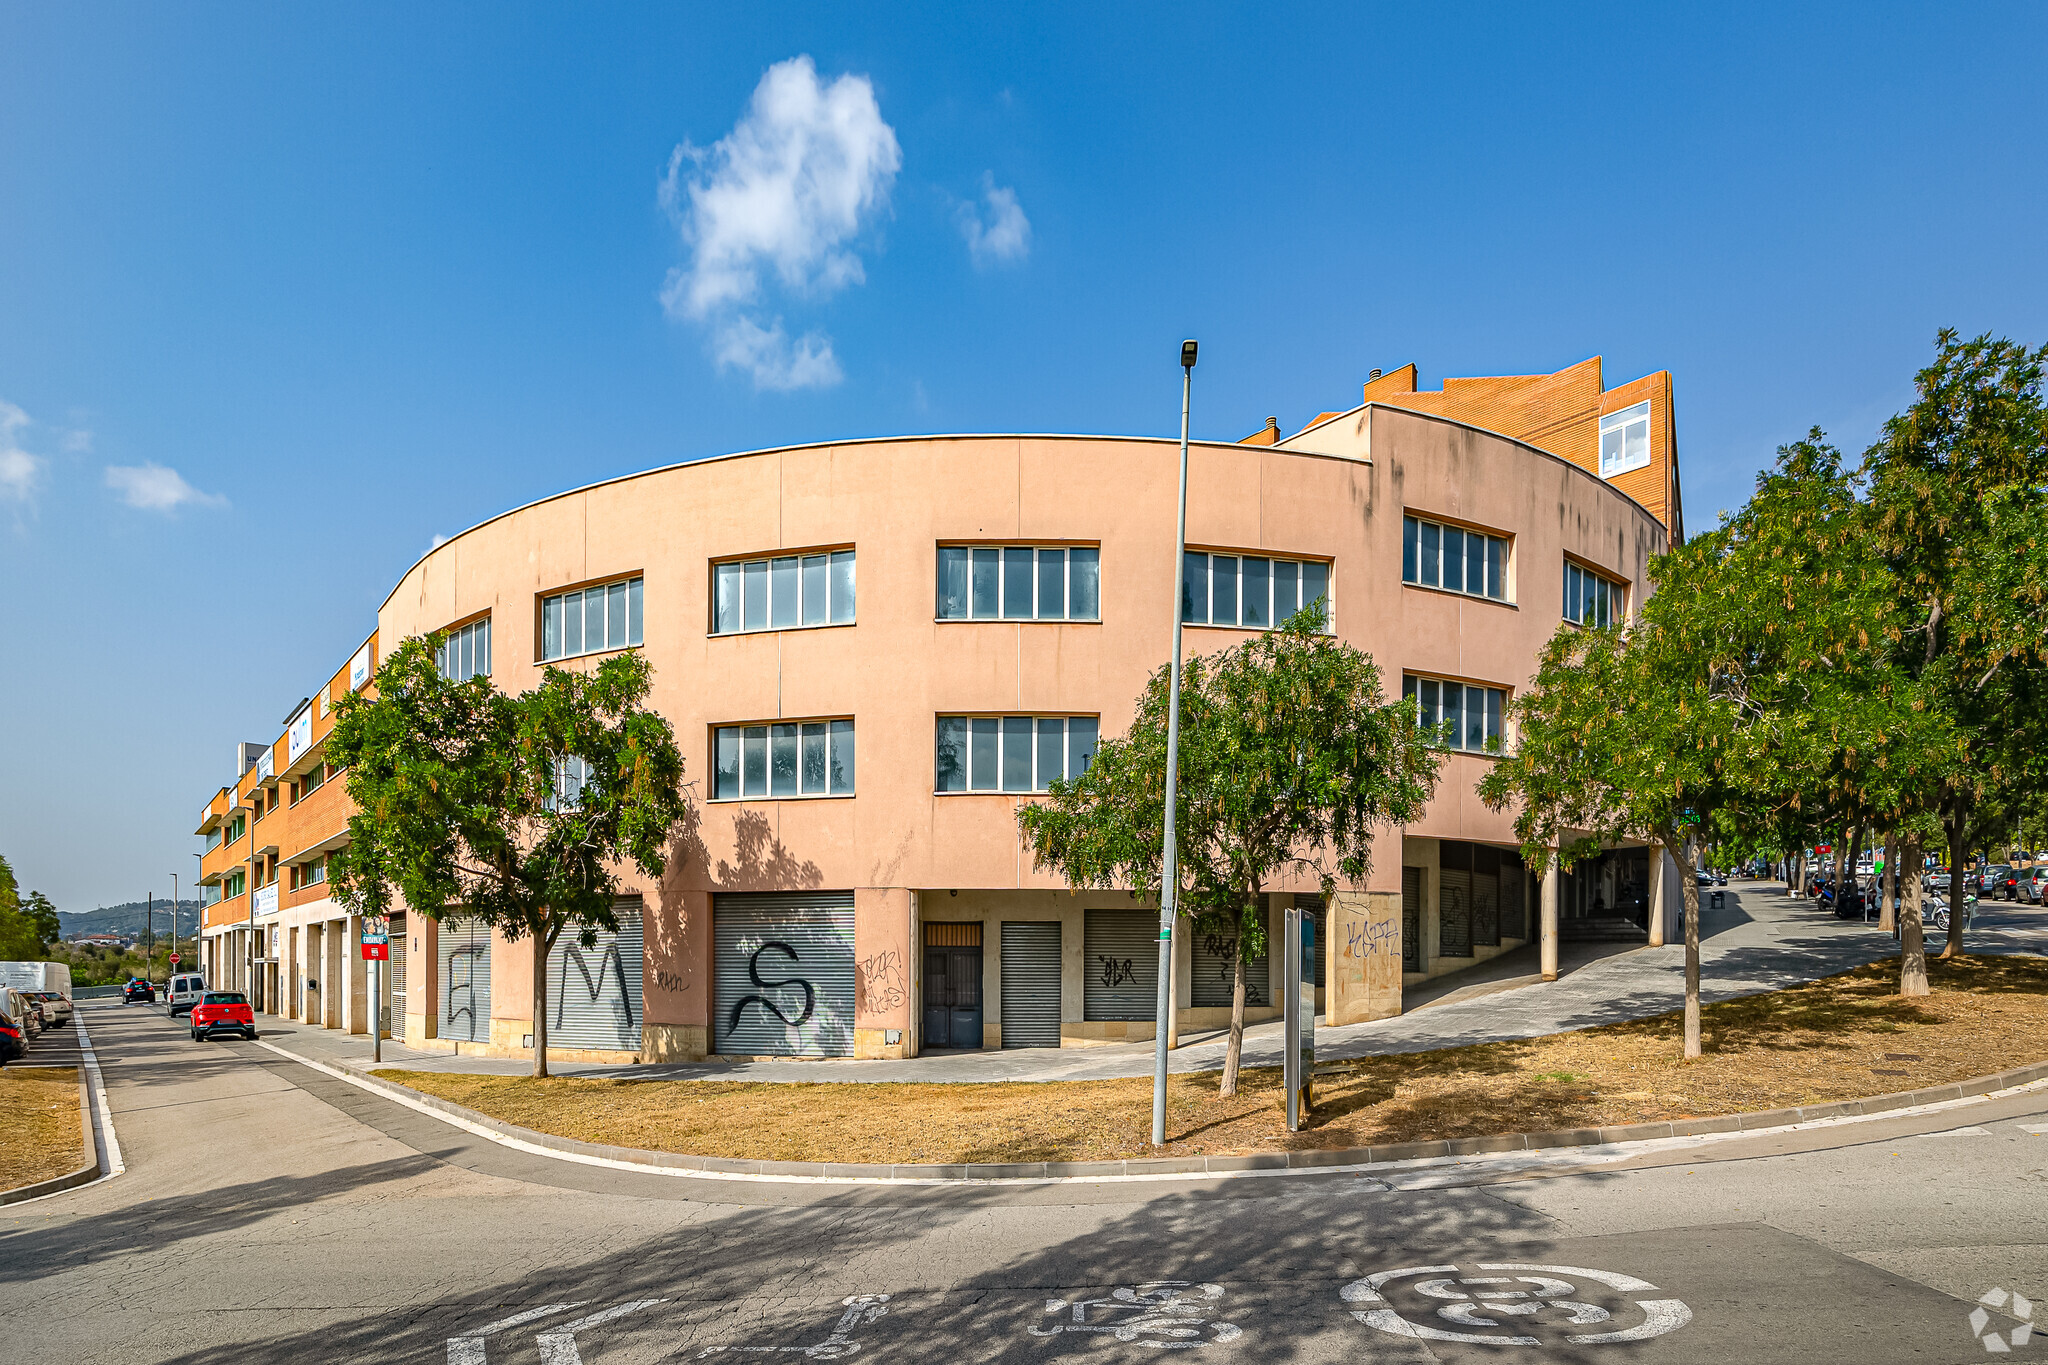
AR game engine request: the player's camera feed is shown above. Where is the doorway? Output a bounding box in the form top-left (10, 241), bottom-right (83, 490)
top-left (922, 922), bottom-right (983, 1049)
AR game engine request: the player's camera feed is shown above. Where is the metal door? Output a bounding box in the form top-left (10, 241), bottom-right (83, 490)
top-left (713, 892), bottom-right (855, 1057)
top-left (1501, 856), bottom-right (1528, 939)
top-left (1083, 908), bottom-right (1157, 1021)
top-left (921, 922), bottom-right (983, 1049)
top-left (1439, 842), bottom-right (1473, 957)
top-left (1190, 899), bottom-right (1270, 1008)
top-left (1401, 867), bottom-right (1423, 972)
top-left (1000, 922), bottom-right (1061, 1048)
top-left (1474, 846), bottom-right (1501, 946)
top-left (436, 917), bottom-right (492, 1043)
top-left (547, 900), bottom-right (644, 1052)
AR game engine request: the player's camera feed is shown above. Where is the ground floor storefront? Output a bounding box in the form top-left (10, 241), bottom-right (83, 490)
top-left (202, 834), bottom-right (1678, 1064)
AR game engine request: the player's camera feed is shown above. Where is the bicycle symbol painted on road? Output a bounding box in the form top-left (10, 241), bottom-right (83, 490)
top-left (1342, 1263), bottom-right (1691, 1347)
top-left (697, 1294), bottom-right (890, 1359)
top-left (1031, 1281), bottom-right (1242, 1349)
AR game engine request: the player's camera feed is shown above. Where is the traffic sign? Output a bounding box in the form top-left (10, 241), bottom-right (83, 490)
top-left (361, 941), bottom-right (388, 961)
top-left (169, 954), bottom-right (181, 966)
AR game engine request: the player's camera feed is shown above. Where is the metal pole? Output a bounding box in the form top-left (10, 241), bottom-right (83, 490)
top-left (371, 919), bottom-right (382, 1064)
top-left (146, 892), bottom-right (155, 986)
top-left (1152, 339), bottom-right (1197, 1149)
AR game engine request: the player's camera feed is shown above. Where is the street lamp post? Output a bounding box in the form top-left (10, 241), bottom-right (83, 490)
top-left (1151, 338), bottom-right (1197, 1149)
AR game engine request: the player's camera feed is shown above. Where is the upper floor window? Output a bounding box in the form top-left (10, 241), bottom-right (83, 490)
top-left (223, 814), bottom-right (246, 845)
top-left (1403, 516), bottom-right (1507, 601)
top-left (543, 756), bottom-right (594, 811)
top-left (204, 827), bottom-right (222, 853)
top-left (224, 870), bottom-right (247, 899)
top-left (1563, 561), bottom-right (1623, 629)
top-left (541, 577), bottom-right (643, 661)
top-left (290, 857), bottom-right (327, 891)
top-left (290, 764), bottom-right (327, 806)
top-left (935, 714), bottom-right (1098, 793)
top-left (436, 618), bottom-right (491, 682)
top-left (1181, 551), bottom-right (1330, 630)
top-left (714, 720), bottom-right (855, 799)
top-left (714, 551), bottom-right (855, 635)
top-left (1403, 675), bottom-right (1505, 753)
top-left (1600, 402), bottom-right (1652, 478)
top-left (937, 545), bottom-right (1100, 622)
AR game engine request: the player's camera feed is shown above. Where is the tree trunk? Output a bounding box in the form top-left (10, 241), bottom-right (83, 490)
top-left (1879, 834), bottom-right (1897, 933)
top-left (1666, 831), bottom-right (1703, 1059)
top-left (1944, 813), bottom-right (1969, 959)
top-left (1845, 827), bottom-right (1864, 909)
top-left (1900, 840), bottom-right (1929, 996)
top-left (1831, 840), bottom-right (1847, 910)
top-left (1219, 934), bottom-right (1246, 1099)
top-left (532, 919), bottom-right (553, 1079)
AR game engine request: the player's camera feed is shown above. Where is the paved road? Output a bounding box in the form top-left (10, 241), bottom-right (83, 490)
top-left (4, 1000), bottom-right (2047, 1362)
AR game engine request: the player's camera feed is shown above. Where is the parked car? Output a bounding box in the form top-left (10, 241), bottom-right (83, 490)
top-left (166, 972), bottom-right (207, 1017)
top-left (2019, 867), bottom-right (2048, 906)
top-left (189, 991), bottom-right (258, 1042)
top-left (123, 978), bottom-right (156, 1004)
top-left (0, 1007), bottom-right (25, 1064)
top-left (1979, 864), bottom-right (2016, 900)
top-left (0, 987), bottom-right (39, 1041)
top-left (28, 991), bottom-right (69, 1027)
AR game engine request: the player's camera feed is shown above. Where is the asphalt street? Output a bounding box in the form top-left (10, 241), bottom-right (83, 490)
top-left (3, 1001), bottom-right (2046, 1364)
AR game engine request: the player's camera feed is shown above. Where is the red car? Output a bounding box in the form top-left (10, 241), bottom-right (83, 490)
top-left (189, 991), bottom-right (258, 1042)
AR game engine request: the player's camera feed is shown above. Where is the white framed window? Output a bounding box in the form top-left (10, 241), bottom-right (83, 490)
top-left (1599, 401), bottom-right (1652, 478)
top-left (1181, 551), bottom-right (1330, 630)
top-left (935, 715), bottom-right (1099, 793)
top-left (1402, 515), bottom-right (1508, 601)
top-left (435, 617), bottom-right (492, 682)
top-left (713, 550), bottom-right (855, 634)
top-left (714, 720), bottom-right (855, 799)
top-left (935, 545), bottom-right (1100, 621)
top-left (1563, 560), bottom-right (1624, 628)
top-left (545, 755), bottom-right (594, 811)
top-left (540, 577), bottom-right (644, 661)
top-left (1402, 675), bottom-right (1506, 753)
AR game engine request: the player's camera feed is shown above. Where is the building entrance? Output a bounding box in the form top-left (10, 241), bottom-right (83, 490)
top-left (922, 922), bottom-right (983, 1049)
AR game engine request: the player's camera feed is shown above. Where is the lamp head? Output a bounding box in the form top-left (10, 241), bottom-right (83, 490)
top-left (1180, 339), bottom-right (1198, 369)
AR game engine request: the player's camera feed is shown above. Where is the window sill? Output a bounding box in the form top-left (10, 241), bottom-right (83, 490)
top-left (933, 617), bottom-right (1102, 626)
top-left (709, 793), bottom-right (856, 804)
top-left (934, 789), bottom-right (1054, 797)
top-left (1401, 581), bottom-right (1517, 608)
top-left (1179, 622), bottom-right (1336, 635)
top-left (710, 620), bottom-right (857, 639)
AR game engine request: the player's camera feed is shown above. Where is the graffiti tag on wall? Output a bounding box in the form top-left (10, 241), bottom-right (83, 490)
top-left (1345, 917), bottom-right (1401, 961)
top-left (1097, 955), bottom-right (1137, 988)
top-left (857, 948), bottom-right (906, 1014)
top-left (728, 941), bottom-right (815, 1030)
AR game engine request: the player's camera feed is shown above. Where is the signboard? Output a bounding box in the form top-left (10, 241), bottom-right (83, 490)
top-left (254, 884), bottom-right (279, 917)
top-left (169, 954), bottom-right (181, 966)
top-left (1283, 904), bottom-right (1315, 1132)
top-left (1817, 844), bottom-right (1833, 855)
top-left (362, 916), bottom-right (389, 960)
top-left (288, 709), bottom-right (313, 763)
top-left (350, 643), bottom-right (373, 691)
top-left (361, 941), bottom-right (389, 961)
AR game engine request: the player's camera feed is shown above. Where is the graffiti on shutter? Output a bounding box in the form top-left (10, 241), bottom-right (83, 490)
top-left (1439, 841), bottom-right (1473, 958)
top-left (437, 917), bottom-right (491, 1043)
top-left (1083, 908), bottom-right (1157, 1021)
top-left (547, 901), bottom-right (644, 1051)
top-left (1190, 899), bottom-right (1269, 1008)
top-left (1400, 870), bottom-right (1422, 972)
top-left (713, 892), bottom-right (856, 1057)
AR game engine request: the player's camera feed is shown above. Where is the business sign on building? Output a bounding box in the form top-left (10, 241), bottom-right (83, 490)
top-left (256, 749), bottom-right (274, 781)
top-left (254, 884), bottom-right (279, 917)
top-left (288, 709), bottom-right (312, 763)
top-left (349, 643), bottom-right (372, 691)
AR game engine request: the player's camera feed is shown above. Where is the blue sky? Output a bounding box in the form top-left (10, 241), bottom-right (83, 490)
top-left (3, 3), bottom-right (2045, 911)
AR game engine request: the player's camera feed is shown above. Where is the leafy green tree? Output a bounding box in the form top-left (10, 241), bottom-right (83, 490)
top-left (1866, 331), bottom-right (2048, 957)
top-left (1017, 607), bottom-right (1440, 1098)
top-left (329, 636), bottom-right (689, 1078)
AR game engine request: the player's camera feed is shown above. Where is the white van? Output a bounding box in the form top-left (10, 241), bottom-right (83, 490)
top-left (167, 972), bottom-right (208, 1016)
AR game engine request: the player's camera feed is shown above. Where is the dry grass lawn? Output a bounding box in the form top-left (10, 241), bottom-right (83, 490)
top-left (0, 1067), bottom-right (86, 1189)
top-left (387, 954), bottom-right (2048, 1165)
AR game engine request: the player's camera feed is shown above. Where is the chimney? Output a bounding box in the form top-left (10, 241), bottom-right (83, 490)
top-left (1369, 368), bottom-right (1383, 382)
top-left (1265, 416), bottom-right (1279, 436)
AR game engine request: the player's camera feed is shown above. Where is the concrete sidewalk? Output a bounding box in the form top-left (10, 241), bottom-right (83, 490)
top-left (269, 881), bottom-right (2048, 1087)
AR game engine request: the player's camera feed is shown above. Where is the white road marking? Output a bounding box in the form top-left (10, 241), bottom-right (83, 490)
top-left (698, 1293), bottom-right (889, 1357)
top-left (1347, 1263), bottom-right (1691, 1347)
top-left (447, 1303), bottom-right (585, 1365)
top-left (1030, 1282), bottom-right (1241, 1348)
top-left (536, 1299), bottom-right (667, 1365)
top-left (1911, 1126), bottom-right (1991, 1138)
top-left (2016, 1123), bottom-right (2048, 1135)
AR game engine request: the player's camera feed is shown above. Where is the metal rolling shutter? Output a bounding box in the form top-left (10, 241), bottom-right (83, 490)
top-left (1190, 900), bottom-right (1271, 1008)
top-left (437, 917), bottom-right (492, 1043)
top-left (714, 892), bottom-right (855, 1057)
top-left (1474, 846), bottom-right (1501, 947)
top-left (1083, 908), bottom-right (1157, 1021)
top-left (1500, 857), bottom-right (1528, 940)
top-left (1401, 869), bottom-right (1422, 971)
top-left (388, 912), bottom-right (408, 1024)
top-left (1440, 842), bottom-right (1473, 957)
top-left (546, 900), bottom-right (644, 1052)
top-left (1297, 893), bottom-right (1327, 988)
top-left (999, 922), bottom-right (1062, 1048)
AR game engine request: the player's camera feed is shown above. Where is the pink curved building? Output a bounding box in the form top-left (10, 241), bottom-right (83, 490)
top-left (197, 358), bottom-right (1681, 1064)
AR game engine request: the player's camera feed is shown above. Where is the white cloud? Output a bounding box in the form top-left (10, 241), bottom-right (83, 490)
top-left (103, 462), bottom-right (227, 512)
top-left (431, 532), bottom-right (451, 549)
top-left (957, 173), bottom-right (1032, 268)
top-left (0, 401), bottom-right (44, 502)
top-left (659, 55), bottom-right (900, 390)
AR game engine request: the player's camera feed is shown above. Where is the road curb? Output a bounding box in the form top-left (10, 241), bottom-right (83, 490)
top-left (0, 1067), bottom-right (98, 1207)
top-left (1, 1015), bottom-right (122, 1207)
top-left (261, 1038), bottom-right (2048, 1186)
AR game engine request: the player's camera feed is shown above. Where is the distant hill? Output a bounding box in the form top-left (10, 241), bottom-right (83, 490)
top-left (58, 900), bottom-right (203, 940)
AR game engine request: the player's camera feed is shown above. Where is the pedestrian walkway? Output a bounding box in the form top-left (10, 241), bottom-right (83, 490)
top-left (270, 881), bottom-right (2048, 1086)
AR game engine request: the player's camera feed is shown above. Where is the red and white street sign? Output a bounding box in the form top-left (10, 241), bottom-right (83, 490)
top-left (361, 941), bottom-right (388, 961)
top-left (169, 954), bottom-right (181, 965)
